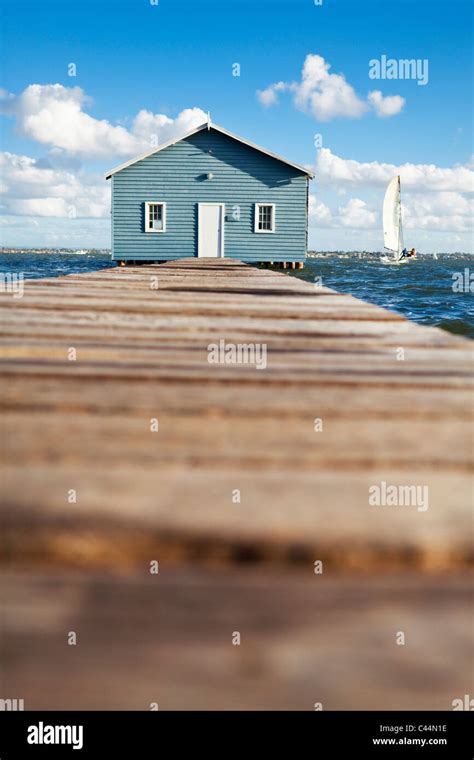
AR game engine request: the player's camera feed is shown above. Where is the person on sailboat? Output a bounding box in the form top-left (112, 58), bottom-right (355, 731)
top-left (400, 247), bottom-right (409, 259)
top-left (408, 247), bottom-right (417, 258)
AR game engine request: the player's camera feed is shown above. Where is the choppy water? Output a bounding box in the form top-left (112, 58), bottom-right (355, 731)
top-left (0, 250), bottom-right (113, 280)
top-left (0, 250), bottom-right (472, 338)
top-left (288, 254), bottom-right (474, 339)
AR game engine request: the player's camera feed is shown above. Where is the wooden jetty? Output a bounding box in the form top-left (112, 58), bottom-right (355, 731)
top-left (0, 258), bottom-right (472, 710)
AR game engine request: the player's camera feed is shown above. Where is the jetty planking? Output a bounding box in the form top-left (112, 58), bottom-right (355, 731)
top-left (1, 258), bottom-right (472, 710)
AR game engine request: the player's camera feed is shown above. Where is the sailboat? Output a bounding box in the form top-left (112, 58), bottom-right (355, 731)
top-left (381, 176), bottom-right (411, 265)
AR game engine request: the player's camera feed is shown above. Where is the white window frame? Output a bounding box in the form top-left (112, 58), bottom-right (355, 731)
top-left (254, 203), bottom-right (276, 233)
top-left (145, 201), bottom-right (167, 233)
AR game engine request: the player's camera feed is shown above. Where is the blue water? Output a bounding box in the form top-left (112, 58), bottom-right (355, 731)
top-left (287, 255), bottom-right (474, 339)
top-left (0, 251), bottom-right (472, 338)
top-left (0, 251), bottom-right (113, 280)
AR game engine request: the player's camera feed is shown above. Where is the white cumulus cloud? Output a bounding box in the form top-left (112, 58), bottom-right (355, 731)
top-left (403, 191), bottom-right (473, 232)
top-left (256, 81), bottom-right (288, 108)
top-left (339, 198), bottom-right (378, 228)
top-left (293, 54), bottom-right (367, 120)
top-left (315, 148), bottom-right (474, 192)
top-left (368, 90), bottom-right (405, 118)
top-left (257, 54), bottom-right (404, 121)
top-left (0, 84), bottom-right (208, 160)
top-left (309, 196), bottom-right (378, 229)
top-left (309, 189), bottom-right (473, 235)
top-left (0, 151), bottom-right (110, 218)
top-left (131, 107), bottom-right (208, 147)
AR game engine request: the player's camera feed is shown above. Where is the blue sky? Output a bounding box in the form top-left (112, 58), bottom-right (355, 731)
top-left (1, 0), bottom-right (472, 251)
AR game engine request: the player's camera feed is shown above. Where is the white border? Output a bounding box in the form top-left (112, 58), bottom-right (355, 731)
top-left (198, 203), bottom-right (225, 258)
top-left (254, 203), bottom-right (276, 233)
top-left (145, 201), bottom-right (167, 233)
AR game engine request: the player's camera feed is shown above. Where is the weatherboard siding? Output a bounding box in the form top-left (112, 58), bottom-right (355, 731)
top-left (111, 129), bottom-right (308, 262)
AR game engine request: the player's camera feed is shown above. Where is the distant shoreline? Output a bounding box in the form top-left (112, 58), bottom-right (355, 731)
top-left (1, 248), bottom-right (473, 258)
top-left (0, 248), bottom-right (111, 255)
top-left (307, 251), bottom-right (474, 258)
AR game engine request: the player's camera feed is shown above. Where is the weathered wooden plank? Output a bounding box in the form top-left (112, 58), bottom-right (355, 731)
top-left (0, 341), bottom-right (471, 374)
top-left (2, 464), bottom-right (472, 572)
top-left (1, 571), bottom-right (472, 710)
top-left (0, 257), bottom-right (472, 711)
top-left (1, 376), bottom-right (471, 417)
top-left (1, 412), bottom-right (472, 470)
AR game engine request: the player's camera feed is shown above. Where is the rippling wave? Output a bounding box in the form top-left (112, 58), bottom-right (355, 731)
top-left (0, 250), bottom-right (472, 338)
top-left (288, 255), bottom-right (474, 339)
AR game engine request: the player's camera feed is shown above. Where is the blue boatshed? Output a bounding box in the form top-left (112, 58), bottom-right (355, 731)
top-left (105, 120), bottom-right (313, 265)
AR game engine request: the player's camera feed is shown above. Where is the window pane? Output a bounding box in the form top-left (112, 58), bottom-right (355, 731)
top-left (258, 205), bottom-right (272, 231)
top-left (148, 204), bottom-right (164, 230)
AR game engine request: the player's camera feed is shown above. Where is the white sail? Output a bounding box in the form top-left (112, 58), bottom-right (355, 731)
top-left (383, 176), bottom-right (403, 261)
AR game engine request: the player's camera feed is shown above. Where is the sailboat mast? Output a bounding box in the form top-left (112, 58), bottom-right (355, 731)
top-left (382, 175), bottom-right (405, 263)
top-left (397, 175), bottom-right (402, 258)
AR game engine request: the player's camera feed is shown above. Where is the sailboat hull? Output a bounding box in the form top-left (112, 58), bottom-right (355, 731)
top-left (381, 255), bottom-right (412, 265)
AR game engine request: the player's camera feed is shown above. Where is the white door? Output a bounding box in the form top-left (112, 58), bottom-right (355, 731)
top-left (198, 204), bottom-right (224, 257)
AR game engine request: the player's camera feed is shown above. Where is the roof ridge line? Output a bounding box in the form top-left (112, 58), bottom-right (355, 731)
top-left (105, 122), bottom-right (314, 179)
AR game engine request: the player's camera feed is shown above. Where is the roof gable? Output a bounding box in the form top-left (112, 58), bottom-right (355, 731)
top-left (105, 122), bottom-right (314, 179)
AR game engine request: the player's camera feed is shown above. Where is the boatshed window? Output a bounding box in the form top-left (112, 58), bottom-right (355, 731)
top-left (145, 202), bottom-right (166, 232)
top-left (255, 204), bottom-right (275, 233)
